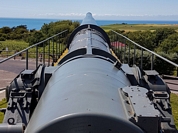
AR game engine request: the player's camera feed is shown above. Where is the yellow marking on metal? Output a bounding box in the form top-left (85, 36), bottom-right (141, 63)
top-left (110, 49), bottom-right (121, 63)
top-left (54, 49), bottom-right (69, 66)
top-left (54, 49), bottom-right (120, 66)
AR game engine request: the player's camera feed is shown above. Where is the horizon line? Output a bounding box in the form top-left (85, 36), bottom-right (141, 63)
top-left (1, 17), bottom-right (178, 21)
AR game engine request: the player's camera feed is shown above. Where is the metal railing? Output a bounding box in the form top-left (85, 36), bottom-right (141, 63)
top-left (0, 30), bottom-right (68, 69)
top-left (111, 30), bottom-right (178, 75)
top-left (1, 29), bottom-right (177, 75)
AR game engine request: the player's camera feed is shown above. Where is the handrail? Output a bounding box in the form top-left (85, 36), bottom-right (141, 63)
top-left (0, 30), bottom-right (68, 64)
top-left (111, 30), bottom-right (178, 68)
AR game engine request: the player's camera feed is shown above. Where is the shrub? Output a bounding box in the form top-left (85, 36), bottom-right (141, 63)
top-left (0, 37), bottom-right (6, 41)
top-left (154, 52), bottom-right (178, 75)
top-left (115, 48), bottom-right (178, 75)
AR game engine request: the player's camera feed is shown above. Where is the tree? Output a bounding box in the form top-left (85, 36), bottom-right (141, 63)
top-left (154, 28), bottom-right (176, 47)
top-left (156, 33), bottom-right (178, 53)
top-left (107, 30), bottom-right (125, 42)
top-left (125, 31), bottom-right (156, 50)
top-left (0, 26), bottom-right (12, 34)
top-left (154, 52), bottom-right (178, 75)
top-left (27, 31), bottom-right (45, 46)
top-left (40, 20), bottom-right (80, 37)
top-left (0, 37), bottom-right (6, 41)
top-left (13, 25), bottom-right (28, 34)
top-left (40, 23), bottom-right (49, 35)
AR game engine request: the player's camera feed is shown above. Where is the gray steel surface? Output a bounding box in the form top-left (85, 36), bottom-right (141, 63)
top-left (25, 58), bottom-right (138, 133)
top-left (122, 86), bottom-right (159, 117)
top-left (69, 28), bottom-right (110, 54)
top-left (81, 12), bottom-right (97, 26)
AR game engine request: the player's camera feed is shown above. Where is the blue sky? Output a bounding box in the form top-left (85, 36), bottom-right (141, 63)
top-left (0, 0), bottom-right (178, 20)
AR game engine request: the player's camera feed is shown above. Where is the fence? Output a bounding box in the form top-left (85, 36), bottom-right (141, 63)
top-left (111, 30), bottom-right (178, 75)
top-left (0, 30), bottom-right (68, 69)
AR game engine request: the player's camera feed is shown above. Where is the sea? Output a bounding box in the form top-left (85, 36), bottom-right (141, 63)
top-left (0, 18), bottom-right (178, 30)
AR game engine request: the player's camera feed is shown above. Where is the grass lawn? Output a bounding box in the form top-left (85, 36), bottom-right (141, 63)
top-left (0, 40), bottom-right (66, 59)
top-left (0, 98), bottom-right (7, 123)
top-left (170, 93), bottom-right (178, 127)
top-left (101, 24), bottom-right (178, 32)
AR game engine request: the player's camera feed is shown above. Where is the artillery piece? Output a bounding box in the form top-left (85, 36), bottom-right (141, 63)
top-left (0, 13), bottom-right (177, 133)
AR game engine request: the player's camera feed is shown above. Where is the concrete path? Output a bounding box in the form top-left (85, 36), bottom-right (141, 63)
top-left (164, 79), bottom-right (178, 94)
top-left (0, 70), bottom-right (17, 100)
top-left (0, 58), bottom-right (36, 100)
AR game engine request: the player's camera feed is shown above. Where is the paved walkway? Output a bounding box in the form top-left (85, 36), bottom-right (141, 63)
top-left (0, 70), bottom-right (17, 88)
top-left (164, 79), bottom-right (178, 94)
top-left (0, 57), bottom-right (36, 100)
top-left (0, 70), bottom-right (17, 100)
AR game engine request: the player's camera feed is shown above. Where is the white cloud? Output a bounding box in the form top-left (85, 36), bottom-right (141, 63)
top-left (32, 12), bottom-right (178, 20)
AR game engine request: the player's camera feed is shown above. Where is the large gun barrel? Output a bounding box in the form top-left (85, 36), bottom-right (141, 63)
top-left (26, 12), bottom-right (142, 133)
top-left (67, 12), bottom-right (110, 54)
top-left (0, 13), bottom-right (177, 133)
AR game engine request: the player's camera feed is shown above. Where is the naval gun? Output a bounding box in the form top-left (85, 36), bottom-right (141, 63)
top-left (0, 12), bottom-right (177, 133)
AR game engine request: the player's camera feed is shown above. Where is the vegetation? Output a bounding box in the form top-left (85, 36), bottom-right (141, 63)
top-left (170, 93), bottom-right (178, 127)
top-left (27, 20), bottom-right (79, 45)
top-left (156, 33), bottom-right (178, 53)
top-left (0, 22), bottom-right (178, 75)
top-left (0, 25), bottom-right (29, 41)
top-left (0, 20), bottom-right (80, 44)
top-left (101, 24), bottom-right (178, 32)
top-left (0, 40), bottom-right (66, 59)
top-left (0, 20), bottom-right (80, 59)
top-left (106, 27), bottom-right (178, 75)
top-left (107, 28), bottom-right (177, 51)
top-left (0, 98), bottom-right (7, 123)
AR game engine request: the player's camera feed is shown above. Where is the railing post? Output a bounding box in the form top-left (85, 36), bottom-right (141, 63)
top-left (117, 40), bottom-right (119, 56)
top-left (52, 38), bottom-right (54, 66)
top-left (151, 53), bottom-right (154, 70)
top-left (48, 40), bottom-right (50, 66)
top-left (133, 44), bottom-right (136, 65)
top-left (141, 48), bottom-right (143, 69)
top-left (120, 37), bottom-right (123, 62)
top-left (36, 45), bottom-right (38, 68)
top-left (26, 50), bottom-right (28, 69)
top-left (59, 35), bottom-right (61, 56)
top-left (123, 39), bottom-right (126, 63)
top-left (56, 36), bottom-right (58, 59)
top-left (53, 38), bottom-right (54, 57)
top-left (43, 43), bottom-right (45, 65)
top-left (128, 43), bottom-right (130, 65)
top-left (114, 34), bottom-right (116, 54)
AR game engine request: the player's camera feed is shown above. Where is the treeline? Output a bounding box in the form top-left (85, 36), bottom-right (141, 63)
top-left (1, 22), bottom-right (178, 74)
top-left (1, 22), bottom-right (177, 54)
top-left (0, 25), bottom-right (29, 41)
top-left (0, 20), bottom-right (80, 45)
